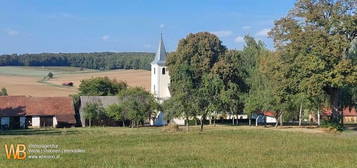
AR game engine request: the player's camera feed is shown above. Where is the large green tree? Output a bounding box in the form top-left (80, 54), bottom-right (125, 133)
top-left (270, 0), bottom-right (357, 124)
top-left (83, 103), bottom-right (105, 127)
top-left (212, 50), bottom-right (248, 125)
top-left (105, 104), bottom-right (127, 126)
top-left (167, 32), bottom-right (226, 131)
top-left (162, 64), bottom-right (197, 131)
top-left (241, 37), bottom-right (280, 123)
top-left (241, 35), bottom-right (302, 127)
top-left (117, 87), bottom-right (158, 128)
top-left (79, 77), bottom-right (128, 96)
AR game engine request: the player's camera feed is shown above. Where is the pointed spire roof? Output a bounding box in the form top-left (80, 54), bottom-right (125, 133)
top-left (151, 33), bottom-right (167, 65)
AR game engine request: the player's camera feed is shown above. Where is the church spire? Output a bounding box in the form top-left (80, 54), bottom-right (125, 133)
top-left (151, 33), bottom-right (167, 65)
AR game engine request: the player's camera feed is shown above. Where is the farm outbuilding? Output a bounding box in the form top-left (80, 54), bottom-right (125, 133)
top-left (0, 96), bottom-right (76, 129)
top-left (253, 111), bottom-right (277, 124)
top-left (79, 96), bottom-right (120, 127)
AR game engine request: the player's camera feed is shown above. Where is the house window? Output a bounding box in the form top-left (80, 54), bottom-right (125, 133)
top-left (154, 68), bottom-right (156, 74)
top-left (162, 68), bottom-right (165, 75)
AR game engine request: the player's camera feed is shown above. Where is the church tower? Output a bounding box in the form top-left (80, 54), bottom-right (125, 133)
top-left (150, 34), bottom-right (170, 126)
top-left (151, 34), bottom-right (171, 102)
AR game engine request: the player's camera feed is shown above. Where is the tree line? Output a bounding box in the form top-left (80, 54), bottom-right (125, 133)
top-left (0, 52), bottom-right (154, 70)
top-left (164, 0), bottom-right (357, 131)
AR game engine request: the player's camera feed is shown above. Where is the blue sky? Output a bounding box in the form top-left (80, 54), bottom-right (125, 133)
top-left (0, 0), bottom-right (296, 54)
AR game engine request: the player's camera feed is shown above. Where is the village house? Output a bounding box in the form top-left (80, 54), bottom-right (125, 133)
top-left (322, 107), bottom-right (357, 123)
top-left (0, 96), bottom-right (76, 129)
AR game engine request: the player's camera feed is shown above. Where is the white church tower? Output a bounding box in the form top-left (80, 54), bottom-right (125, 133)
top-left (151, 34), bottom-right (171, 126)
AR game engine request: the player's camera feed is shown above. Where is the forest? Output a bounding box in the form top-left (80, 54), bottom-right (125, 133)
top-left (0, 52), bottom-right (154, 70)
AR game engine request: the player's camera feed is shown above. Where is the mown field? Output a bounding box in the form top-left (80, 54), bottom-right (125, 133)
top-left (0, 66), bottom-right (150, 96)
top-left (1, 126), bottom-right (357, 168)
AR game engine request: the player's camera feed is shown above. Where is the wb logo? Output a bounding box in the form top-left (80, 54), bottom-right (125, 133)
top-left (4, 144), bottom-right (27, 160)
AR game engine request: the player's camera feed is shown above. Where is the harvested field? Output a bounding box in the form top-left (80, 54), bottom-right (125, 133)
top-left (0, 66), bottom-right (150, 97)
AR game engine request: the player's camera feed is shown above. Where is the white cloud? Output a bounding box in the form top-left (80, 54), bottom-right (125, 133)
top-left (160, 24), bottom-right (165, 28)
top-left (101, 35), bottom-right (110, 41)
top-left (256, 28), bottom-right (270, 37)
top-left (242, 26), bottom-right (251, 30)
top-left (6, 29), bottom-right (19, 36)
top-left (211, 30), bottom-right (233, 38)
top-left (234, 36), bottom-right (245, 43)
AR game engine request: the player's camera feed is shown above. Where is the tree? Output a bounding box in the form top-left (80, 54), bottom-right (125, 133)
top-left (197, 73), bottom-right (225, 130)
top-left (270, 0), bottom-right (357, 124)
top-left (212, 49), bottom-right (249, 125)
top-left (47, 72), bottom-right (54, 79)
top-left (83, 103), bottom-right (105, 127)
top-left (167, 32), bottom-right (226, 131)
top-left (241, 37), bottom-right (278, 125)
top-left (162, 64), bottom-right (197, 131)
top-left (117, 87), bottom-right (158, 128)
top-left (0, 88), bottom-right (8, 96)
top-left (79, 77), bottom-right (128, 96)
top-left (105, 104), bottom-right (127, 126)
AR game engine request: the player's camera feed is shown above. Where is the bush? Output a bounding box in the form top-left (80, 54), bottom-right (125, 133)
top-left (47, 72), bottom-right (54, 78)
top-left (163, 123), bottom-right (181, 132)
top-left (321, 120), bottom-right (345, 132)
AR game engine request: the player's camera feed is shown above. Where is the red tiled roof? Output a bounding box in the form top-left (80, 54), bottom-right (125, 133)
top-left (322, 107), bottom-right (357, 116)
top-left (0, 96), bottom-right (76, 124)
top-left (263, 111), bottom-right (276, 117)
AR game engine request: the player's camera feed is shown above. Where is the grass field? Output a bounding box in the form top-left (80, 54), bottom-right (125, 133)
top-left (0, 66), bottom-right (150, 96)
top-left (1, 126), bottom-right (357, 168)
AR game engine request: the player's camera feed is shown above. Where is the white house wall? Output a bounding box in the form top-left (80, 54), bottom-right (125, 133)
top-left (53, 116), bottom-right (58, 128)
top-left (266, 116), bottom-right (277, 123)
top-left (32, 116), bottom-right (40, 128)
top-left (172, 118), bottom-right (185, 125)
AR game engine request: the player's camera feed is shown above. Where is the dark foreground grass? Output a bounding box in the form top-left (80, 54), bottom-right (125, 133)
top-left (0, 126), bottom-right (357, 168)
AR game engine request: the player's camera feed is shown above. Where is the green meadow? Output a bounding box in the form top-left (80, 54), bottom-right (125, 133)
top-left (1, 126), bottom-right (357, 168)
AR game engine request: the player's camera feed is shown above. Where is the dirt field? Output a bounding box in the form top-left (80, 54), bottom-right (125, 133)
top-left (0, 67), bottom-right (150, 97)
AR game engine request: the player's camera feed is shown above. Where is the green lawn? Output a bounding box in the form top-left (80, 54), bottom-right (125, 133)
top-left (0, 126), bottom-right (357, 168)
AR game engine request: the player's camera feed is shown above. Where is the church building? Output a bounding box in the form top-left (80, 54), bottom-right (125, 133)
top-left (150, 34), bottom-right (184, 126)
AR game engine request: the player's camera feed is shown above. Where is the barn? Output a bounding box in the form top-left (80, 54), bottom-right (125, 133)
top-left (0, 96), bottom-right (76, 129)
top-left (79, 96), bottom-right (120, 127)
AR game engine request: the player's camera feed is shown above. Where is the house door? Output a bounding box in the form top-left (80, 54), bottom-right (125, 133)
top-left (10, 117), bottom-right (20, 129)
top-left (40, 116), bottom-right (53, 127)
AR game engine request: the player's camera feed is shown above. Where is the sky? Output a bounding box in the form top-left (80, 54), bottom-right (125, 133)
top-left (0, 0), bottom-right (297, 54)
